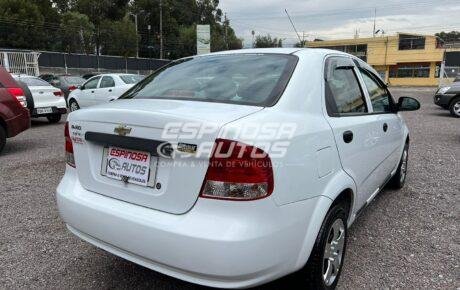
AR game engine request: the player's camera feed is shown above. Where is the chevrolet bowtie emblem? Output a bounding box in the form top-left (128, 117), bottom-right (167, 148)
top-left (114, 125), bottom-right (132, 136)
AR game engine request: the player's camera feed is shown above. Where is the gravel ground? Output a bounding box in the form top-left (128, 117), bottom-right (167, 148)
top-left (0, 87), bottom-right (458, 289)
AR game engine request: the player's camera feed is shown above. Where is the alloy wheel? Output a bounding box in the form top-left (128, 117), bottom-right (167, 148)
top-left (322, 218), bottom-right (345, 286)
top-left (70, 102), bottom-right (79, 112)
top-left (400, 148), bottom-right (408, 183)
top-left (453, 101), bottom-right (460, 116)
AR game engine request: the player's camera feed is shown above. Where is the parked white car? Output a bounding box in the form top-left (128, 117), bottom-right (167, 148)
top-left (13, 75), bottom-right (67, 123)
top-left (67, 73), bottom-right (144, 111)
top-left (57, 49), bottom-right (420, 289)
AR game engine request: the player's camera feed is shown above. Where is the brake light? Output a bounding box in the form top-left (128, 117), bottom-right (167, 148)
top-left (65, 122), bottom-right (75, 167)
top-left (68, 85), bottom-right (77, 91)
top-left (53, 90), bottom-right (63, 96)
top-left (200, 139), bottom-right (274, 200)
top-left (7, 87), bottom-right (27, 108)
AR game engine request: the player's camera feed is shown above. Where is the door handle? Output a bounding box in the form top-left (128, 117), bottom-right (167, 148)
top-left (383, 123), bottom-right (388, 132)
top-left (91, 90), bottom-right (95, 93)
top-left (343, 130), bottom-right (353, 143)
top-left (108, 89), bottom-right (112, 92)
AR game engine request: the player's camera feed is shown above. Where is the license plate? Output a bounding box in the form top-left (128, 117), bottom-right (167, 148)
top-left (103, 147), bottom-right (154, 187)
top-left (36, 107), bottom-right (53, 114)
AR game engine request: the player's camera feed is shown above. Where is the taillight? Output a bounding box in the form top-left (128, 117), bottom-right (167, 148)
top-left (7, 87), bottom-right (27, 108)
top-left (200, 139), bottom-right (274, 201)
top-left (53, 90), bottom-right (63, 96)
top-left (68, 85), bottom-right (77, 91)
top-left (65, 122), bottom-right (75, 167)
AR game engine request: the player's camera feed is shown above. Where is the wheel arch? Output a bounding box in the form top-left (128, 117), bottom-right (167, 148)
top-left (294, 170), bottom-right (357, 270)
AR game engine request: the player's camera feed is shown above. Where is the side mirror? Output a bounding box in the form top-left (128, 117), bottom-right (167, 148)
top-left (397, 96), bottom-right (420, 111)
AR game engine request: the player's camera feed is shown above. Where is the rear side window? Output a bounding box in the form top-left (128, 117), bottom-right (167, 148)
top-left (100, 76), bottom-right (115, 88)
top-left (120, 54), bottom-right (298, 107)
top-left (120, 74), bottom-right (143, 84)
top-left (16, 77), bottom-right (51, 87)
top-left (325, 57), bottom-right (367, 115)
top-left (359, 69), bottom-right (394, 113)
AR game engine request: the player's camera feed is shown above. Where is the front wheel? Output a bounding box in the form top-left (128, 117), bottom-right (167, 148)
top-left (388, 143), bottom-right (409, 189)
top-left (69, 99), bottom-right (80, 112)
top-left (449, 97), bottom-right (460, 118)
top-left (47, 114), bottom-right (62, 123)
top-left (298, 203), bottom-right (348, 289)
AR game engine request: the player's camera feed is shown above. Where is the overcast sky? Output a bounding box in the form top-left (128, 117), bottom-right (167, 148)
top-left (219, 0), bottom-right (460, 47)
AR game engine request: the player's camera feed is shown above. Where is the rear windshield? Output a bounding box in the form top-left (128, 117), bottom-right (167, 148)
top-left (16, 77), bottom-right (51, 87)
top-left (120, 54), bottom-right (298, 106)
top-left (62, 76), bottom-right (85, 85)
top-left (120, 74), bottom-right (144, 84)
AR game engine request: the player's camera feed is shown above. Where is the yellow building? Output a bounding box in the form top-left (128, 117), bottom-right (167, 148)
top-left (306, 33), bottom-right (459, 86)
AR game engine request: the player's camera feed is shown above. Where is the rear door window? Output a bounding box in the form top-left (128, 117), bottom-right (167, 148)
top-left (325, 57), bottom-right (368, 116)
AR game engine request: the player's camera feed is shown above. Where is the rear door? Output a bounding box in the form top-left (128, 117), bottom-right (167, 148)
top-left (323, 56), bottom-right (383, 209)
top-left (95, 76), bottom-right (115, 105)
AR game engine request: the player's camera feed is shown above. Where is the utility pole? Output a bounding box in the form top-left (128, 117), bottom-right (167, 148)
top-left (224, 13), bottom-right (228, 49)
top-left (251, 30), bottom-right (255, 48)
top-left (129, 13), bottom-right (139, 58)
top-left (372, 8), bottom-right (376, 37)
top-left (159, 0), bottom-right (163, 59)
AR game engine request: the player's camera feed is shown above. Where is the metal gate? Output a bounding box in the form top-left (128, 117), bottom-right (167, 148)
top-left (0, 51), bottom-right (40, 76)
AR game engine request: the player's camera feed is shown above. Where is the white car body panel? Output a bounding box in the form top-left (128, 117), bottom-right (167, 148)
top-left (56, 48), bottom-right (411, 288)
top-left (28, 85), bottom-right (67, 110)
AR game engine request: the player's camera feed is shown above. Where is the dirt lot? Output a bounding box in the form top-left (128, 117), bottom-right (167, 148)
top-left (0, 87), bottom-right (458, 289)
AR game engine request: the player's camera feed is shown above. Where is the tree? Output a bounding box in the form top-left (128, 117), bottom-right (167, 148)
top-left (99, 18), bottom-right (137, 57)
top-left (435, 31), bottom-right (460, 43)
top-left (74, 0), bottom-right (130, 55)
top-left (0, 0), bottom-right (47, 49)
top-left (254, 34), bottom-right (282, 48)
top-left (60, 12), bottom-right (95, 54)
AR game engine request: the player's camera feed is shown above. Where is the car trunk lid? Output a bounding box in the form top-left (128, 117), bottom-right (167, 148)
top-left (68, 99), bottom-right (263, 214)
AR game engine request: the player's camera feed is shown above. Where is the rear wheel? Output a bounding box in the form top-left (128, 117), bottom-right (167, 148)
top-left (298, 203), bottom-right (348, 289)
top-left (0, 125), bottom-right (6, 154)
top-left (47, 114), bottom-right (62, 124)
top-left (69, 99), bottom-right (80, 112)
top-left (449, 97), bottom-right (460, 118)
top-left (388, 142), bottom-right (409, 189)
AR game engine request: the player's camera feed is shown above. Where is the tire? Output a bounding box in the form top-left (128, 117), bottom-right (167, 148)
top-left (47, 114), bottom-right (62, 123)
top-left (388, 142), bottom-right (409, 189)
top-left (69, 99), bottom-right (80, 112)
top-left (0, 125), bottom-right (6, 154)
top-left (298, 203), bottom-right (348, 289)
top-left (449, 97), bottom-right (460, 118)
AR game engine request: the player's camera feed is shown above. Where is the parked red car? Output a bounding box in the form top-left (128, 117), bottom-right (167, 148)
top-left (0, 66), bottom-right (31, 153)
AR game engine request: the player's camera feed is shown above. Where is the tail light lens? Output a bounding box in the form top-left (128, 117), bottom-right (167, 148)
top-left (53, 90), bottom-right (63, 96)
top-left (200, 139), bottom-right (274, 201)
top-left (65, 122), bottom-right (75, 167)
top-left (7, 87), bottom-right (27, 107)
top-left (68, 85), bottom-right (77, 91)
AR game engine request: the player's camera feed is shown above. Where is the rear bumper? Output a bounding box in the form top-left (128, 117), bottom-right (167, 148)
top-left (434, 93), bottom-right (455, 107)
top-left (5, 109), bottom-right (30, 138)
top-left (56, 167), bottom-right (331, 288)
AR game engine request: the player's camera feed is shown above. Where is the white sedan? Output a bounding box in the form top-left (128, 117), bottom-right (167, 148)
top-left (67, 73), bottom-right (143, 111)
top-left (13, 75), bottom-right (67, 123)
top-left (57, 49), bottom-right (420, 289)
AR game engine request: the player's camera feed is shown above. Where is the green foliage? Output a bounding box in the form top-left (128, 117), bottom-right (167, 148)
top-left (100, 17), bottom-right (137, 57)
top-left (60, 11), bottom-right (94, 53)
top-left (0, 0), bottom-right (46, 49)
top-left (254, 34), bottom-right (282, 48)
top-left (435, 31), bottom-right (460, 43)
top-left (0, 0), bottom-right (242, 59)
